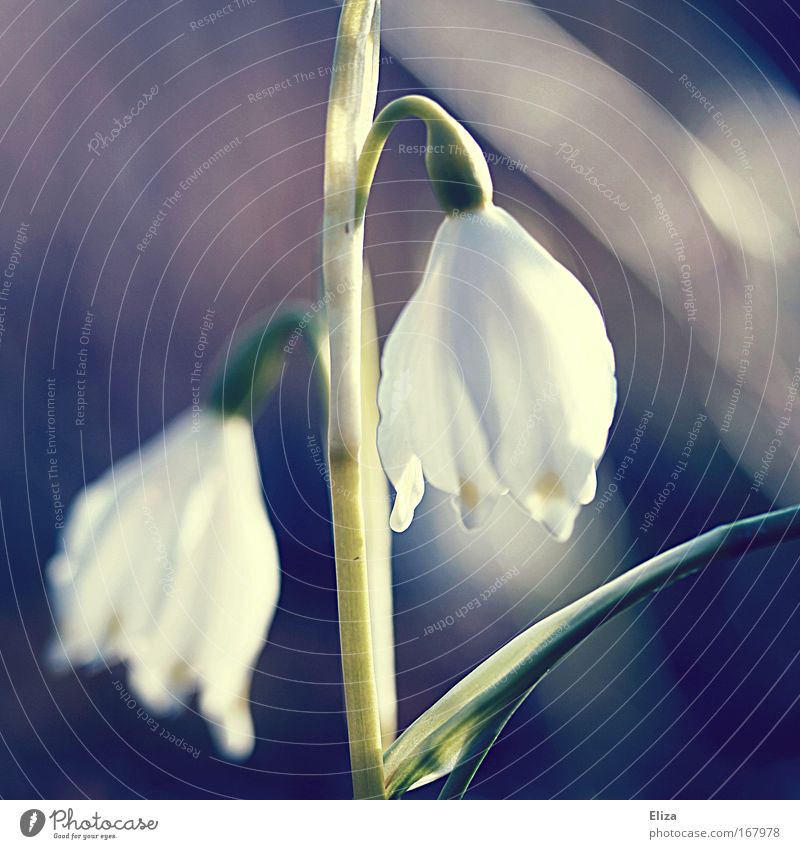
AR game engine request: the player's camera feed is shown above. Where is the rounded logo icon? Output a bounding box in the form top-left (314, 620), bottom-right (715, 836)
top-left (19, 809), bottom-right (46, 837)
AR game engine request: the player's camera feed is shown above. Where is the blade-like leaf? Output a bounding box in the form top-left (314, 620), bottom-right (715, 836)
top-left (437, 692), bottom-right (529, 800)
top-left (384, 505), bottom-right (800, 798)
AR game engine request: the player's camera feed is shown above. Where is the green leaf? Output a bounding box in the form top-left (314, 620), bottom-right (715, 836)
top-left (383, 505), bottom-right (800, 799)
top-left (437, 693), bottom-right (528, 800)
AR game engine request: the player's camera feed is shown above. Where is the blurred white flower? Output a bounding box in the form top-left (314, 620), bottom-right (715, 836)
top-left (46, 410), bottom-right (280, 759)
top-left (378, 204), bottom-right (616, 540)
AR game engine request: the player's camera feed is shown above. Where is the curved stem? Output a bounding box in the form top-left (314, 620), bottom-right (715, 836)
top-left (355, 95), bottom-right (492, 221)
top-left (355, 96), bottom-right (449, 221)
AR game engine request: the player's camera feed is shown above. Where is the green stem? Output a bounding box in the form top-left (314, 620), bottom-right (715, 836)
top-left (360, 263), bottom-right (397, 747)
top-left (330, 448), bottom-right (386, 799)
top-left (355, 95), bottom-right (493, 221)
top-left (322, 0), bottom-right (386, 800)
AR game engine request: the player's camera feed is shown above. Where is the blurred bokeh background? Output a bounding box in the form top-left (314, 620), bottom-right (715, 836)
top-left (1, 0), bottom-right (799, 799)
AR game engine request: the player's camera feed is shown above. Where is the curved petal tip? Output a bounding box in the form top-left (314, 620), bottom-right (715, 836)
top-left (451, 480), bottom-right (501, 531)
top-left (203, 699), bottom-right (256, 761)
top-left (525, 473), bottom-right (580, 542)
top-left (388, 456), bottom-right (424, 533)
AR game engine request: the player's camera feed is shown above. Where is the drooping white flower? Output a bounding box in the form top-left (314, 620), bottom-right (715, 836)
top-left (378, 203), bottom-right (616, 541)
top-left (46, 410), bottom-right (280, 759)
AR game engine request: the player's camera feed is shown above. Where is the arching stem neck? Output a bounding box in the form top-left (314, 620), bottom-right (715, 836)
top-left (355, 95), bottom-right (493, 222)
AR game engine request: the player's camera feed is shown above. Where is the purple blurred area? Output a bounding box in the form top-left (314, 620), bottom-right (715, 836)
top-left (0, 0), bottom-right (798, 799)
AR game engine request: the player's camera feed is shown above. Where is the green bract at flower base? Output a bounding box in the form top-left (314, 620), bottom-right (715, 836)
top-left (384, 504), bottom-right (800, 799)
top-left (356, 94), bottom-right (494, 221)
top-left (207, 306), bottom-right (326, 420)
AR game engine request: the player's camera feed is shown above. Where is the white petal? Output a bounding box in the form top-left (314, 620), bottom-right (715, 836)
top-left (388, 455), bottom-right (424, 533)
top-left (578, 465), bottom-right (598, 505)
top-left (128, 658), bottom-right (190, 713)
top-left (450, 479), bottom-right (501, 530)
top-left (377, 356), bottom-right (427, 532)
top-left (524, 473), bottom-right (580, 542)
top-left (377, 290), bottom-right (504, 531)
top-left (46, 411), bottom-right (209, 667)
top-left (200, 684), bottom-right (256, 761)
top-left (46, 410), bottom-right (279, 760)
top-left (376, 203), bottom-right (616, 540)
top-left (136, 416), bottom-right (279, 756)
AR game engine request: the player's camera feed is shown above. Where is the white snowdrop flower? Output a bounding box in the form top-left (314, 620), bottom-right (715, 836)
top-left (378, 203), bottom-right (616, 541)
top-left (46, 410), bottom-right (280, 759)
